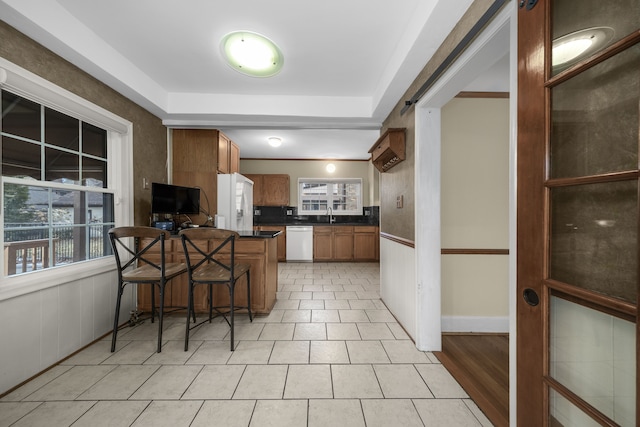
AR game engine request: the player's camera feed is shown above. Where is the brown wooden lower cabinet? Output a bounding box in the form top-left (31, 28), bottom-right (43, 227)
top-left (256, 225), bottom-right (286, 262)
top-left (137, 235), bottom-right (278, 315)
top-left (313, 225), bottom-right (379, 261)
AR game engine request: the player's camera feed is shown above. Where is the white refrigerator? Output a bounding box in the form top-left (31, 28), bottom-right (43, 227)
top-left (216, 173), bottom-right (254, 231)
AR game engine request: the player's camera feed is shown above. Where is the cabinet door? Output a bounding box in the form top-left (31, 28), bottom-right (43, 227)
top-left (217, 132), bottom-right (230, 174)
top-left (354, 227), bottom-right (379, 261)
top-left (230, 142), bottom-right (240, 174)
top-left (263, 174), bottom-right (290, 206)
top-left (244, 174), bottom-right (264, 205)
top-left (333, 227), bottom-right (354, 261)
top-left (313, 227), bottom-right (333, 261)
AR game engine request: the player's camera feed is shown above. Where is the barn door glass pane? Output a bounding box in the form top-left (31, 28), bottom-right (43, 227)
top-left (551, 0), bottom-right (639, 76)
top-left (549, 44), bottom-right (640, 179)
top-left (549, 180), bottom-right (637, 303)
top-left (550, 296), bottom-right (636, 425)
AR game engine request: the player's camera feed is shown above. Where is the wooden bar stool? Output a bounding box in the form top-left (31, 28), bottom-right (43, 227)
top-left (108, 226), bottom-right (187, 353)
top-left (179, 228), bottom-right (253, 351)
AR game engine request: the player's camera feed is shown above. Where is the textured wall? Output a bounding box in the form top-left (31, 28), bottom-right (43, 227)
top-left (0, 21), bottom-right (167, 226)
top-left (379, 0), bottom-right (497, 241)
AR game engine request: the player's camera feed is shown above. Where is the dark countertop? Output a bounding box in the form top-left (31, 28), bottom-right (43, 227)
top-left (258, 222), bottom-right (378, 227)
top-left (237, 230), bottom-right (282, 238)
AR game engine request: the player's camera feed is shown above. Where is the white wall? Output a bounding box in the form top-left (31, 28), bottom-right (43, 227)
top-left (0, 268), bottom-right (131, 394)
top-left (380, 238), bottom-right (416, 340)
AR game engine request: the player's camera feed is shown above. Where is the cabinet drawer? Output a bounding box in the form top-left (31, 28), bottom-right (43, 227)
top-left (354, 226), bottom-right (377, 233)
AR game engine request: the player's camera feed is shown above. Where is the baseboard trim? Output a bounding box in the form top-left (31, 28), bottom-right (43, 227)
top-left (441, 316), bottom-right (508, 333)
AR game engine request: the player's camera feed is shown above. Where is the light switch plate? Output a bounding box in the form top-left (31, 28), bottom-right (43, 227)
top-left (396, 195), bottom-right (403, 208)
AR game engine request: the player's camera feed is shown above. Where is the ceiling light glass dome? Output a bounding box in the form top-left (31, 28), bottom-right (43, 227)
top-left (221, 31), bottom-right (284, 77)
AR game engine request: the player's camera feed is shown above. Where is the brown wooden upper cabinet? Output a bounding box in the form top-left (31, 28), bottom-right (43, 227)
top-left (171, 129), bottom-right (241, 223)
top-left (245, 174), bottom-right (290, 206)
top-left (217, 132), bottom-right (240, 174)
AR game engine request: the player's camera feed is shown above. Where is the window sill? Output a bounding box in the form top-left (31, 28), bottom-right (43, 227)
top-left (0, 257), bottom-right (116, 302)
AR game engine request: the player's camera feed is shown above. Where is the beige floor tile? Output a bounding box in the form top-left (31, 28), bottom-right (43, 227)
top-left (310, 340), bottom-right (350, 364)
top-left (386, 322), bottom-right (411, 339)
top-left (188, 319), bottom-right (231, 340)
top-left (191, 400), bottom-right (255, 427)
top-left (249, 400), bottom-right (307, 427)
top-left (269, 341), bottom-right (310, 364)
top-left (186, 340), bottom-right (233, 365)
top-left (78, 364), bottom-right (159, 400)
top-left (308, 399), bottom-right (365, 427)
top-left (332, 364), bottom-right (383, 398)
top-left (289, 291), bottom-right (313, 300)
top-left (339, 309), bottom-right (370, 322)
top-left (59, 340), bottom-right (114, 366)
top-left (356, 323), bottom-right (395, 340)
top-left (0, 402), bottom-right (42, 426)
top-left (70, 400), bottom-right (150, 427)
top-left (233, 365), bottom-right (288, 399)
top-left (334, 291), bottom-right (359, 299)
top-left (182, 365), bottom-right (245, 399)
top-left (381, 340), bottom-right (431, 363)
top-left (102, 339), bottom-right (157, 365)
top-left (130, 365), bottom-right (202, 400)
top-left (258, 323), bottom-right (295, 340)
top-left (0, 366), bottom-right (72, 402)
top-left (284, 365), bottom-right (332, 398)
top-left (302, 284), bottom-right (324, 291)
top-left (293, 323), bottom-right (326, 340)
top-left (348, 299), bottom-right (376, 310)
top-left (365, 309), bottom-right (395, 322)
top-left (346, 341), bottom-right (390, 364)
top-left (415, 364), bottom-right (468, 398)
top-left (253, 309), bottom-right (285, 323)
top-left (10, 401), bottom-right (96, 427)
top-left (24, 365), bottom-right (115, 401)
top-left (313, 291), bottom-right (335, 300)
top-left (326, 323), bottom-right (361, 340)
top-left (226, 341), bottom-right (274, 365)
top-left (374, 364), bottom-right (434, 398)
top-left (275, 291), bottom-right (291, 299)
top-left (272, 299), bottom-right (300, 310)
top-left (131, 400), bottom-right (202, 427)
top-left (311, 309), bottom-right (340, 323)
top-left (282, 309), bottom-right (311, 322)
top-left (324, 299), bottom-right (351, 309)
top-left (357, 291), bottom-right (381, 300)
top-left (299, 299), bottom-right (324, 309)
top-left (144, 339), bottom-right (199, 365)
top-left (413, 399), bottom-right (483, 426)
top-left (222, 323), bottom-right (264, 341)
top-left (361, 399), bottom-right (424, 427)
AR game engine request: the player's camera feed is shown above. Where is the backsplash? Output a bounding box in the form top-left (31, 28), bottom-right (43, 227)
top-left (254, 205), bottom-right (379, 226)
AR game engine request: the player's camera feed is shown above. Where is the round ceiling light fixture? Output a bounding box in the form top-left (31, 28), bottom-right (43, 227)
top-left (267, 136), bottom-right (282, 147)
top-left (221, 31), bottom-right (284, 77)
top-left (552, 26), bottom-right (614, 69)
top-left (326, 163), bottom-right (336, 173)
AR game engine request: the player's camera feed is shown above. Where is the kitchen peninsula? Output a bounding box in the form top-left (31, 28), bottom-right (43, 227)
top-left (137, 229), bottom-right (280, 315)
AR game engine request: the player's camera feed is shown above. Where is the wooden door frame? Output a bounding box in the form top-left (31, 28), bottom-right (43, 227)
top-left (413, 2), bottom-right (517, 423)
top-left (516, 1), bottom-right (547, 425)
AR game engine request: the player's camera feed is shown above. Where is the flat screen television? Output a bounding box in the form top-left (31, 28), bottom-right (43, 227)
top-left (151, 183), bottom-right (200, 215)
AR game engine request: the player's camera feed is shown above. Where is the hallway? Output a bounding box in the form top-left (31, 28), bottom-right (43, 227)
top-left (0, 262), bottom-right (493, 426)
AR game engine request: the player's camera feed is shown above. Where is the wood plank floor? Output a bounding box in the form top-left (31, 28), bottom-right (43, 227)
top-left (434, 333), bottom-right (509, 427)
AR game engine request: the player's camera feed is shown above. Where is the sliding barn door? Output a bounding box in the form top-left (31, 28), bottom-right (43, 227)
top-left (517, 0), bottom-right (639, 425)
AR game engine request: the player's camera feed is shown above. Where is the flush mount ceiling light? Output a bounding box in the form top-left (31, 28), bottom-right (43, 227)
top-left (326, 163), bottom-right (336, 173)
top-left (221, 31), bottom-right (284, 77)
top-left (267, 136), bottom-right (282, 147)
top-left (552, 26), bottom-right (614, 69)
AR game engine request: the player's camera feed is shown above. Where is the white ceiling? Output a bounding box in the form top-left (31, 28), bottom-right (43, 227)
top-left (0, 0), bottom-right (508, 159)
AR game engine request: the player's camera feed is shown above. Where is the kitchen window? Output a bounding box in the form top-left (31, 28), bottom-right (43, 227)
top-left (0, 58), bottom-right (132, 295)
top-left (298, 178), bottom-right (362, 215)
top-left (2, 90), bottom-right (115, 276)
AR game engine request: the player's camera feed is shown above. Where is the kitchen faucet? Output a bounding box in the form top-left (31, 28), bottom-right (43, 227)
top-left (327, 207), bottom-right (335, 223)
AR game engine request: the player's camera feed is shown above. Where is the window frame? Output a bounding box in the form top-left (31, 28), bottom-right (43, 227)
top-left (0, 58), bottom-right (133, 301)
top-left (297, 177), bottom-right (363, 216)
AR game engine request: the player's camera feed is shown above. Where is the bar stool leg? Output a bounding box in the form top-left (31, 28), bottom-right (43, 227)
top-left (157, 280), bottom-right (165, 353)
top-left (246, 270), bottom-right (252, 322)
top-left (111, 283), bottom-right (124, 352)
top-left (229, 282), bottom-right (235, 351)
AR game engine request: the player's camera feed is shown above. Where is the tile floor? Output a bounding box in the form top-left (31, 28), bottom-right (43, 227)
top-left (0, 262), bottom-right (493, 426)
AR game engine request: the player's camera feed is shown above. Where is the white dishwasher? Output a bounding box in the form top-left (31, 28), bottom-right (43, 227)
top-left (286, 226), bottom-right (313, 261)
